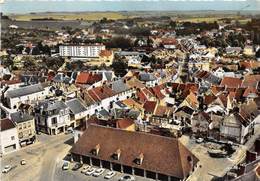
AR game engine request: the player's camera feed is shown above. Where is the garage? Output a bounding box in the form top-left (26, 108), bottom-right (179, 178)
top-left (91, 158), bottom-right (100, 167)
top-left (146, 170), bottom-right (157, 180)
top-left (4, 144), bottom-right (16, 153)
top-left (112, 162), bottom-right (121, 172)
top-left (101, 160), bottom-right (111, 169)
top-left (123, 165), bottom-right (132, 174)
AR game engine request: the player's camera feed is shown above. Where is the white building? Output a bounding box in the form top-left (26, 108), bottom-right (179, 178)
top-left (5, 83), bottom-right (50, 109)
top-left (0, 118), bottom-right (20, 155)
top-left (35, 99), bottom-right (71, 135)
top-left (59, 44), bottom-right (105, 58)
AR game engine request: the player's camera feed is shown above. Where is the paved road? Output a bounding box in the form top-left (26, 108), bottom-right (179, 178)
top-left (1, 133), bottom-right (73, 181)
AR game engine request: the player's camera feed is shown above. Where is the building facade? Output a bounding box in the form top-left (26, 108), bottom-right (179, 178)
top-left (59, 44), bottom-right (106, 58)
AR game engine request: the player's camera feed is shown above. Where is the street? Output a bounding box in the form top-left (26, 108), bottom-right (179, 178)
top-left (1, 133), bottom-right (73, 181)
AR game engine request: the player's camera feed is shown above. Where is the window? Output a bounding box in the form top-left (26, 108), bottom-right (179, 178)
top-left (28, 122), bottom-right (31, 128)
top-left (23, 123), bottom-right (27, 129)
top-left (18, 132), bottom-right (23, 138)
top-left (18, 125), bottom-right (22, 130)
top-left (11, 136), bottom-right (15, 140)
top-left (51, 117), bottom-right (57, 125)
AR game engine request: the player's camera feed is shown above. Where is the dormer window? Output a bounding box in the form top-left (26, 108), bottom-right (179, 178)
top-left (91, 144), bottom-right (100, 156)
top-left (111, 149), bottom-right (121, 160)
top-left (134, 153), bottom-right (144, 165)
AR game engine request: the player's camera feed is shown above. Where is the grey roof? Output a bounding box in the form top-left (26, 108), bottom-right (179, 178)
top-left (10, 111), bottom-right (34, 124)
top-left (110, 79), bottom-right (129, 94)
top-left (6, 84), bottom-right (44, 98)
top-left (115, 101), bottom-right (127, 109)
top-left (65, 98), bottom-right (87, 114)
top-left (53, 74), bottom-right (72, 84)
top-left (139, 73), bottom-right (156, 82)
top-left (98, 109), bottom-right (110, 118)
top-left (104, 72), bottom-right (113, 81)
top-left (37, 99), bottom-right (68, 112)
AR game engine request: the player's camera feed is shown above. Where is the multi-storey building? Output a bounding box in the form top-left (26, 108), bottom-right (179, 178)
top-left (59, 44), bottom-right (105, 58)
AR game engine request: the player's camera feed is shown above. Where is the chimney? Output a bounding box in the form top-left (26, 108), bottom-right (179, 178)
top-left (246, 150), bottom-right (257, 163)
top-left (92, 144), bottom-right (100, 156)
top-left (113, 149), bottom-right (121, 160)
top-left (135, 153), bottom-right (144, 165)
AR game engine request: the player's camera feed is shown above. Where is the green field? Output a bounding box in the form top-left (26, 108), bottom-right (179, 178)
top-left (10, 12), bottom-right (127, 21)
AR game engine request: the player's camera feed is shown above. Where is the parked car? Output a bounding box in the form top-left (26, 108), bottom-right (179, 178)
top-left (196, 138), bottom-right (204, 143)
top-left (93, 168), bottom-right (105, 177)
top-left (119, 175), bottom-right (135, 181)
top-left (72, 163), bottom-right (83, 171)
top-left (20, 159), bottom-right (26, 165)
top-left (85, 167), bottom-right (96, 176)
top-left (2, 165), bottom-right (12, 173)
top-left (62, 161), bottom-right (70, 170)
top-left (104, 171), bottom-right (116, 179)
top-left (81, 165), bottom-right (91, 174)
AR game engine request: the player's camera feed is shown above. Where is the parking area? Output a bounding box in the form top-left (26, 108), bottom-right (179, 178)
top-left (55, 160), bottom-right (154, 181)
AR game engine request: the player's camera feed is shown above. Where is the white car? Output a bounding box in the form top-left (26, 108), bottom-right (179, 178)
top-left (196, 138), bottom-right (204, 144)
top-left (85, 167), bottom-right (96, 176)
top-left (2, 165), bottom-right (12, 173)
top-left (93, 168), bottom-right (105, 177)
top-left (119, 175), bottom-right (135, 181)
top-left (104, 171), bottom-right (116, 179)
top-left (81, 165), bottom-right (91, 174)
top-left (62, 161), bottom-right (70, 170)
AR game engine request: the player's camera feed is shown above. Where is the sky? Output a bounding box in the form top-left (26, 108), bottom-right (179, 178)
top-left (1, 0), bottom-right (260, 14)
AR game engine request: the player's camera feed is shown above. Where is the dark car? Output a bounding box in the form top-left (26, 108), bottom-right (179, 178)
top-left (72, 163), bottom-right (83, 171)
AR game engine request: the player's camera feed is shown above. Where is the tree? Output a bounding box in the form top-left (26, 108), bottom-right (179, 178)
top-left (1, 55), bottom-right (13, 68)
top-left (106, 37), bottom-right (133, 49)
top-left (111, 60), bottom-right (128, 77)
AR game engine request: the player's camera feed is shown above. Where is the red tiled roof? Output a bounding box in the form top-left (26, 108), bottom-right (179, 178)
top-left (143, 101), bottom-right (157, 114)
top-left (116, 118), bottom-right (135, 129)
top-left (76, 72), bottom-right (90, 84)
top-left (1, 118), bottom-right (16, 131)
top-left (99, 50), bottom-right (112, 57)
top-left (70, 125), bottom-right (199, 179)
top-left (150, 85), bottom-right (165, 100)
top-left (242, 75), bottom-right (260, 88)
top-left (220, 77), bottom-right (242, 88)
top-left (243, 87), bottom-right (258, 97)
top-left (137, 90), bottom-right (148, 103)
top-left (88, 85), bottom-right (115, 102)
top-left (76, 72), bottom-right (102, 84)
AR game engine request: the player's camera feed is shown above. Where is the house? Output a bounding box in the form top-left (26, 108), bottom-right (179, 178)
top-left (220, 77), bottom-right (242, 89)
top-left (65, 98), bottom-right (88, 128)
top-left (70, 124), bottom-right (199, 181)
top-left (191, 111), bottom-right (211, 137)
top-left (5, 83), bottom-right (50, 109)
top-left (220, 101), bottom-right (258, 144)
top-left (139, 72), bottom-right (158, 87)
top-left (10, 111), bottom-right (36, 146)
top-left (0, 118), bottom-right (20, 155)
top-left (99, 50), bottom-right (114, 65)
top-left (34, 99), bottom-right (71, 135)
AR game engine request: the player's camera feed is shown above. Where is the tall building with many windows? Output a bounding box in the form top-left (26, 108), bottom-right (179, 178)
top-left (59, 44), bottom-right (106, 58)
